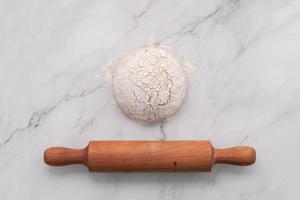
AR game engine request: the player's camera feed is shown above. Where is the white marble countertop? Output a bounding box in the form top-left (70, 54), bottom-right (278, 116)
top-left (1, 0), bottom-right (300, 199)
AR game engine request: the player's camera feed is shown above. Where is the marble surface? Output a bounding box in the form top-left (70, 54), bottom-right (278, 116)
top-left (1, 0), bottom-right (300, 199)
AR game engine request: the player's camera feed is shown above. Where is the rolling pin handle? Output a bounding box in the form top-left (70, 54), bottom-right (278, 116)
top-left (213, 146), bottom-right (256, 166)
top-left (44, 147), bottom-right (87, 166)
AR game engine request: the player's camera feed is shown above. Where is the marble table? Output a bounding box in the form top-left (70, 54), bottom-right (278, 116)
top-left (1, 0), bottom-right (300, 199)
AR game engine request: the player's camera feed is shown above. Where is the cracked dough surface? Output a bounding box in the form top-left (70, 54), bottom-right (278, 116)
top-left (113, 46), bottom-right (187, 122)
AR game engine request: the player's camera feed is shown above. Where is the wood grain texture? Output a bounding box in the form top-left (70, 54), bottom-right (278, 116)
top-left (87, 141), bottom-right (213, 172)
top-left (44, 141), bottom-right (256, 172)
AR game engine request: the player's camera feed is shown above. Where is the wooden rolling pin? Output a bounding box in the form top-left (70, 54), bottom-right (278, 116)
top-left (44, 141), bottom-right (255, 172)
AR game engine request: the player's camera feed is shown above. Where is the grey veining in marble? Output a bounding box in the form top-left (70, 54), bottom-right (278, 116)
top-left (1, 0), bottom-right (300, 199)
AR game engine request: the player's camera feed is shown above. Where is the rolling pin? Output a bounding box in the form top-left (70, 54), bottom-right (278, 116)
top-left (44, 141), bottom-right (255, 172)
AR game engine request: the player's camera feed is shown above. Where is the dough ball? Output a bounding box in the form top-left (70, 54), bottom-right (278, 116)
top-left (113, 46), bottom-right (187, 122)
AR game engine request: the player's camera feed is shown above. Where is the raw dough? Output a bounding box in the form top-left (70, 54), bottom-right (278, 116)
top-left (113, 46), bottom-right (187, 122)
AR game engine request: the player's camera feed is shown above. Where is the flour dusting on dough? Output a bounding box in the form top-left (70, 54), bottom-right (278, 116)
top-left (112, 46), bottom-right (187, 122)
